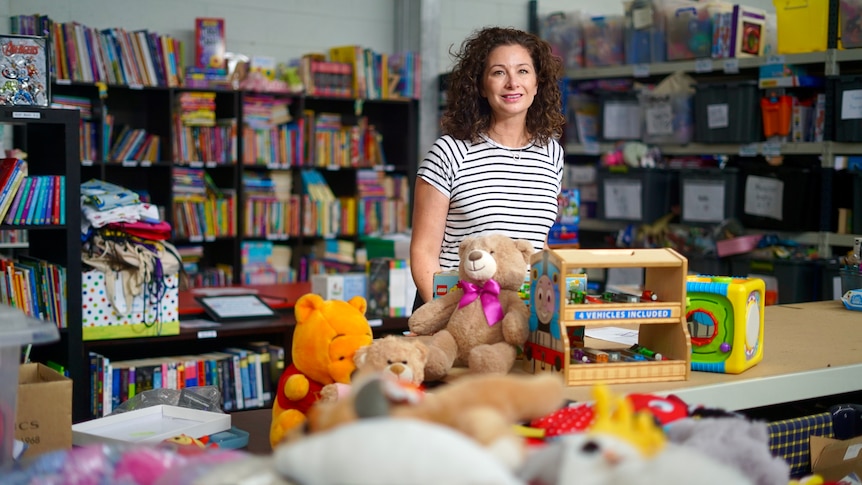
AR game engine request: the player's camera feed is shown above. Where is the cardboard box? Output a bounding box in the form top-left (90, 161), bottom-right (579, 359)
top-left (16, 363), bottom-right (72, 458)
top-left (311, 272), bottom-right (367, 301)
top-left (811, 435), bottom-right (862, 482)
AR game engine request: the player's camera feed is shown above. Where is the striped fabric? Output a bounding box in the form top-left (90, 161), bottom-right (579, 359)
top-left (417, 134), bottom-right (564, 271)
top-left (767, 412), bottom-right (834, 478)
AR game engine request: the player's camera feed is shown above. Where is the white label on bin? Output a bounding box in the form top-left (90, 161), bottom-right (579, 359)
top-left (744, 175), bottom-right (783, 221)
top-left (603, 179), bottom-right (642, 220)
top-left (682, 180), bottom-right (725, 223)
top-left (633, 64), bottom-right (650, 78)
top-left (707, 104), bottom-right (729, 129)
top-left (632, 7), bottom-right (654, 30)
top-left (603, 103), bottom-right (641, 139)
top-left (645, 104), bottom-right (674, 135)
top-left (738, 143), bottom-right (759, 157)
top-left (841, 89), bottom-right (862, 120)
top-left (762, 141), bottom-right (782, 156)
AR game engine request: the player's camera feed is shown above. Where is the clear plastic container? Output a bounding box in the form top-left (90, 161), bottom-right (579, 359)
top-left (583, 15), bottom-right (626, 67)
top-left (840, 0), bottom-right (862, 48)
top-left (0, 305), bottom-right (59, 469)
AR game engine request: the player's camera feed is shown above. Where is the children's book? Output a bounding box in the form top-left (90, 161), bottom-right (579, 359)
top-left (194, 18), bottom-right (226, 69)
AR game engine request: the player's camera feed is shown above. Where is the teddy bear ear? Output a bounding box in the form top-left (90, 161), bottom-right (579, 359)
top-left (515, 239), bottom-right (535, 263)
top-left (295, 293), bottom-right (325, 323)
top-left (347, 296), bottom-right (367, 315)
top-left (354, 343), bottom-right (370, 366)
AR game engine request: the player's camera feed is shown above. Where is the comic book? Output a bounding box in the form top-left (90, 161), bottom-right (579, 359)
top-left (0, 34), bottom-right (49, 106)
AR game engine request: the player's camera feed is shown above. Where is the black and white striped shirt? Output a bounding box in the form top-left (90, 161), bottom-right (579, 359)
top-left (417, 133), bottom-right (564, 271)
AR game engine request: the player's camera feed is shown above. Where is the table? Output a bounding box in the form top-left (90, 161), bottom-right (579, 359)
top-left (552, 300), bottom-right (862, 410)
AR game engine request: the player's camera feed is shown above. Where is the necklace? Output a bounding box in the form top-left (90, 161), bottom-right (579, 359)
top-left (511, 149), bottom-right (521, 161)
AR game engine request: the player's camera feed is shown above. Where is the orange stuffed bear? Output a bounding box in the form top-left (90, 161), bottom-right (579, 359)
top-left (270, 293), bottom-right (373, 447)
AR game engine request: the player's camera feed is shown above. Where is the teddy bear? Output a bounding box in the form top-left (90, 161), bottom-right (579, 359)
top-left (319, 335), bottom-right (429, 402)
top-left (408, 233), bottom-right (534, 381)
top-left (305, 371), bottom-right (565, 468)
top-left (269, 293), bottom-right (373, 448)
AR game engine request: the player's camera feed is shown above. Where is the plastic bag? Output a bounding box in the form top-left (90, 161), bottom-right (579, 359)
top-left (109, 386), bottom-right (223, 415)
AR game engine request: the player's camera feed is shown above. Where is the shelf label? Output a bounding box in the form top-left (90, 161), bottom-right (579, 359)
top-left (129, 83), bottom-right (144, 90)
top-left (723, 58), bottom-right (739, 74)
top-left (189, 236), bottom-right (204, 242)
top-left (765, 55), bottom-right (785, 65)
top-left (81, 160), bottom-right (94, 166)
top-left (326, 165), bottom-right (339, 171)
top-left (140, 160), bottom-right (152, 167)
top-left (762, 141), bottom-right (782, 156)
top-left (12, 111), bottom-right (40, 119)
top-left (633, 64), bottom-right (650, 78)
top-left (197, 330), bottom-right (218, 339)
top-left (368, 318), bottom-right (383, 328)
top-left (55, 79), bottom-right (71, 85)
top-left (582, 141), bottom-right (601, 155)
top-left (695, 58), bottom-right (713, 73)
top-left (738, 143), bottom-right (759, 157)
top-left (189, 161), bottom-right (204, 168)
top-left (122, 160), bottom-right (137, 167)
top-left (206, 161), bottom-right (217, 168)
top-left (204, 236), bottom-right (216, 242)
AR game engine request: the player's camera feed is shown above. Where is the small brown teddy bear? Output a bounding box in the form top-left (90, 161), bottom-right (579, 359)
top-left (408, 234), bottom-right (534, 381)
top-left (320, 335), bottom-right (429, 402)
top-left (355, 335), bottom-right (429, 385)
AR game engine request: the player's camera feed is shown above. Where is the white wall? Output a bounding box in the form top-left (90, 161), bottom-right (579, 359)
top-left (1, 0), bottom-right (778, 75)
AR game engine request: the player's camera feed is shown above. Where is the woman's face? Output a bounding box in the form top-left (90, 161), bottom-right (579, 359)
top-left (480, 44), bottom-right (538, 121)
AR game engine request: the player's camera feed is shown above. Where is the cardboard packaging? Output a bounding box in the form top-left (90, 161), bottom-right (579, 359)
top-left (810, 435), bottom-right (862, 482)
top-left (16, 363), bottom-right (72, 458)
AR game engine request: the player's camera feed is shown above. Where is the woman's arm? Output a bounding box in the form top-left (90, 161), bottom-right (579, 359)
top-left (410, 178), bottom-right (449, 304)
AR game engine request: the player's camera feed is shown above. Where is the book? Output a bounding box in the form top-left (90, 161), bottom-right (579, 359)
top-left (194, 18), bottom-right (225, 69)
top-left (4, 175), bottom-right (27, 224)
top-left (0, 158), bottom-right (25, 222)
top-left (11, 177), bottom-right (33, 225)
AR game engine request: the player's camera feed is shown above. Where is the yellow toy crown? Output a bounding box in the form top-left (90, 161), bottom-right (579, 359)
top-left (588, 384), bottom-right (666, 458)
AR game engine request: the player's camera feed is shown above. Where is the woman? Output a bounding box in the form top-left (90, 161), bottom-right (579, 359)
top-left (410, 26), bottom-right (566, 308)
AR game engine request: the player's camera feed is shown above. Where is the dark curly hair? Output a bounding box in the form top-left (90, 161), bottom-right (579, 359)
top-left (440, 26), bottom-right (565, 146)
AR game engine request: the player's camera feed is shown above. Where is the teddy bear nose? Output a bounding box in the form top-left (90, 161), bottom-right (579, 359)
top-left (390, 363), bottom-right (405, 375)
top-left (469, 251), bottom-right (482, 261)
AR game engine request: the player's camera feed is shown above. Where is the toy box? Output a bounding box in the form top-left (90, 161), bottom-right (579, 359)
top-left (367, 257), bottom-right (413, 317)
top-left (16, 363), bottom-right (72, 459)
top-left (0, 305), bottom-right (59, 468)
top-left (541, 11), bottom-right (584, 71)
top-left (639, 91), bottom-right (694, 145)
top-left (711, 4), bottom-right (767, 58)
top-left (0, 34), bottom-right (49, 106)
top-left (81, 270), bottom-right (180, 341)
top-left (624, 0), bottom-right (667, 64)
top-left (686, 275), bottom-right (765, 374)
top-left (773, 0), bottom-right (829, 54)
top-left (548, 188), bottom-right (580, 246)
top-left (311, 272), bottom-right (367, 302)
top-left (432, 270), bottom-right (461, 299)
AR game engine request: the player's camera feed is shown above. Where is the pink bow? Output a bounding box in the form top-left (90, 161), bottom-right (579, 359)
top-left (458, 279), bottom-right (504, 326)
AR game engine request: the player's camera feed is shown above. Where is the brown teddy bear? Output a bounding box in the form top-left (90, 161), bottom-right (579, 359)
top-left (408, 234), bottom-right (533, 381)
top-left (319, 335), bottom-right (429, 402)
top-left (306, 372), bottom-right (566, 465)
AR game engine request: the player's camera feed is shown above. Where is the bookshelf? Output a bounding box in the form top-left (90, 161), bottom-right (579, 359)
top-left (1, 106), bottom-right (83, 421)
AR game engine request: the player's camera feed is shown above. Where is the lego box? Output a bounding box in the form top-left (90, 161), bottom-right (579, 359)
top-left (16, 363), bottom-right (72, 459)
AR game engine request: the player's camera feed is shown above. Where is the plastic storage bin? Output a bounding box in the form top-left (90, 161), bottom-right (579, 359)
top-left (679, 167), bottom-right (740, 225)
top-left (739, 163), bottom-right (821, 231)
top-left (583, 15), bottom-right (626, 67)
top-left (841, 267), bottom-right (862, 293)
top-left (625, 0), bottom-right (667, 64)
top-left (0, 305), bottom-right (59, 469)
top-left (597, 167), bottom-right (677, 223)
top-left (665, 1), bottom-right (714, 60)
top-left (541, 11), bottom-right (584, 71)
top-left (833, 76), bottom-right (862, 142)
top-left (694, 81), bottom-right (762, 143)
top-left (773, 0), bottom-right (830, 54)
top-left (639, 91), bottom-right (694, 144)
top-left (730, 257), bottom-right (819, 304)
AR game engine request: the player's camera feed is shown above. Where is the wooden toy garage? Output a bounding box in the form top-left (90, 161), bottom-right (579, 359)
top-left (524, 247), bottom-right (691, 386)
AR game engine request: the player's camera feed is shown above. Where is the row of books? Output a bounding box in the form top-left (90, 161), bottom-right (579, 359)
top-left (327, 45), bottom-right (421, 100)
top-left (87, 342), bottom-right (285, 418)
top-left (173, 196), bottom-right (236, 241)
top-left (108, 125), bottom-right (161, 163)
top-left (0, 257), bottom-right (68, 329)
top-left (173, 117), bottom-right (238, 164)
top-left (241, 241), bottom-right (294, 285)
top-left (0, 162), bottom-right (67, 227)
top-left (303, 111), bottom-right (386, 168)
top-left (243, 196), bottom-right (302, 239)
top-left (15, 15), bottom-right (186, 87)
top-left (299, 57), bottom-right (354, 98)
top-left (241, 121), bottom-right (304, 168)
